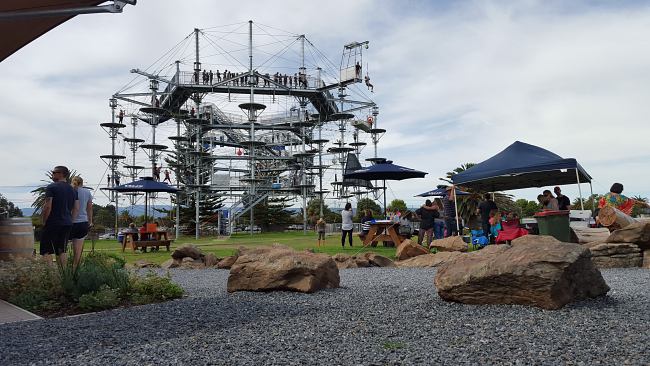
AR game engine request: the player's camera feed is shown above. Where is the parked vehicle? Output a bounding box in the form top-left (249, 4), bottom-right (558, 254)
top-left (243, 225), bottom-right (261, 232)
top-left (98, 233), bottom-right (116, 240)
top-left (287, 224), bottom-right (304, 230)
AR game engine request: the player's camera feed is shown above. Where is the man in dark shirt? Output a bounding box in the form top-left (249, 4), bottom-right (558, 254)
top-left (442, 187), bottom-right (459, 237)
top-left (477, 193), bottom-right (498, 240)
top-left (554, 186), bottom-right (571, 211)
top-left (416, 199), bottom-right (439, 246)
top-left (41, 166), bottom-right (79, 266)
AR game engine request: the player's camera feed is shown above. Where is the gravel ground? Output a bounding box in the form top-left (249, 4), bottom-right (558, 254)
top-left (0, 267), bottom-right (648, 365)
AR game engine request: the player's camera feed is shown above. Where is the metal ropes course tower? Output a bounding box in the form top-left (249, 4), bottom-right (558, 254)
top-left (105, 20), bottom-right (383, 237)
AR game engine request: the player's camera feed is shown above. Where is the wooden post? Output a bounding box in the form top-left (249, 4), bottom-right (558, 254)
top-left (598, 206), bottom-right (637, 230)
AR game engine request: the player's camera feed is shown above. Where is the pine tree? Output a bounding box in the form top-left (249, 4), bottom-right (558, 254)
top-left (0, 193), bottom-right (23, 217)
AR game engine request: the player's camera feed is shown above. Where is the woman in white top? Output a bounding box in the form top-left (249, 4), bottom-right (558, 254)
top-left (70, 176), bottom-right (93, 269)
top-left (340, 202), bottom-right (354, 247)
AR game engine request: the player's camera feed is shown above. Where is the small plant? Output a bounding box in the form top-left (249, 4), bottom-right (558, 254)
top-left (129, 272), bottom-right (183, 305)
top-left (381, 341), bottom-right (405, 350)
top-left (78, 285), bottom-right (120, 311)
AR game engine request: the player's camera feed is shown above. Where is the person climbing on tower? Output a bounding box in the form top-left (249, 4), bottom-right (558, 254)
top-left (153, 165), bottom-right (161, 181)
top-left (163, 169), bottom-right (172, 184)
top-left (118, 109), bottom-right (124, 124)
top-left (364, 74), bottom-right (374, 92)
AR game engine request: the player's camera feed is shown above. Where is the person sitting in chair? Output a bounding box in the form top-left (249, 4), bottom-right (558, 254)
top-left (360, 209), bottom-right (373, 240)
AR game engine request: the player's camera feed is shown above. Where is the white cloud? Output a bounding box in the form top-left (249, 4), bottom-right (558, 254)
top-left (2, 0), bottom-right (650, 210)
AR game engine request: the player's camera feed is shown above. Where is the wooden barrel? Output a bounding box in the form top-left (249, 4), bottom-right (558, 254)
top-left (0, 218), bottom-right (35, 261)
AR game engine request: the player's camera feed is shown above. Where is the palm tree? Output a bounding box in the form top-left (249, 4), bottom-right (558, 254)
top-left (631, 195), bottom-right (649, 217)
top-left (31, 169), bottom-right (79, 215)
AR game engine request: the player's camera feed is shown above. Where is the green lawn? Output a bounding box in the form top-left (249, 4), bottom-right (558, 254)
top-left (62, 232), bottom-right (399, 265)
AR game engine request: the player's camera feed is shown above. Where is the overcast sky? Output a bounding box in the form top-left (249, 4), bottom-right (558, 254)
top-left (2, 0), bottom-right (650, 211)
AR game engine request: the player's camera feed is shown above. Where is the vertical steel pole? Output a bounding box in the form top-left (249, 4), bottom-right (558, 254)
top-left (576, 168), bottom-right (584, 211)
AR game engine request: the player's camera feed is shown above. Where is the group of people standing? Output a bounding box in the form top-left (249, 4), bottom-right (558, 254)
top-left (536, 186), bottom-right (571, 211)
top-left (192, 69), bottom-right (310, 89)
top-left (333, 186), bottom-right (461, 248)
top-left (40, 166), bottom-right (93, 269)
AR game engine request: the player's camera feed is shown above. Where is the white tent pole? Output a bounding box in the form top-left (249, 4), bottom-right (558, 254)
top-left (453, 186), bottom-right (460, 234)
top-left (576, 168), bottom-right (584, 211)
top-left (589, 182), bottom-right (595, 213)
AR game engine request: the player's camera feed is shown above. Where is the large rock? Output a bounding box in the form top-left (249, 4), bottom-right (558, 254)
top-left (331, 253), bottom-right (373, 269)
top-left (396, 252), bottom-right (462, 268)
top-left (585, 242), bottom-right (642, 268)
top-left (204, 253), bottom-right (220, 267)
top-left (133, 259), bottom-right (158, 268)
top-left (511, 235), bottom-right (561, 246)
top-left (332, 253), bottom-right (359, 269)
top-left (171, 245), bottom-right (204, 260)
top-left (217, 255), bottom-right (238, 269)
top-left (228, 247), bottom-right (340, 293)
top-left (429, 236), bottom-right (468, 252)
top-left (434, 240), bottom-right (610, 310)
top-left (395, 239), bottom-right (429, 260)
top-left (606, 222), bottom-right (650, 250)
top-left (591, 255), bottom-right (643, 269)
top-left (587, 242), bottom-right (641, 257)
top-left (359, 252), bottom-right (395, 267)
top-left (161, 258), bottom-right (181, 269)
top-left (643, 250), bottom-right (650, 269)
top-left (181, 257), bottom-right (205, 269)
top-left (571, 227), bottom-right (611, 244)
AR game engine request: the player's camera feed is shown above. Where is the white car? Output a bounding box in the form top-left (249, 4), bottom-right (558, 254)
top-left (243, 225), bottom-right (261, 232)
top-left (99, 233), bottom-right (116, 240)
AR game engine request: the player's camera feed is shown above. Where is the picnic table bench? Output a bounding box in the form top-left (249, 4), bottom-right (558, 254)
top-left (361, 220), bottom-right (406, 248)
top-left (121, 230), bottom-right (172, 252)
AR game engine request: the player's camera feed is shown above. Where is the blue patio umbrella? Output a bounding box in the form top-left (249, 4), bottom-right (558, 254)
top-left (110, 177), bottom-right (179, 223)
top-left (343, 159), bottom-right (427, 214)
top-left (415, 187), bottom-right (469, 197)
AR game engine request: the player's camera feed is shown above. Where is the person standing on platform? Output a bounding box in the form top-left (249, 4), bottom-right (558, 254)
top-left (153, 165), bottom-right (161, 181)
top-left (208, 70), bottom-right (213, 85)
top-left (70, 176), bottom-right (93, 269)
top-left (163, 169), bottom-right (172, 184)
top-left (316, 217), bottom-right (326, 247)
top-left (416, 199), bottom-right (438, 246)
top-left (554, 186), bottom-right (571, 211)
top-left (340, 202), bottom-right (354, 247)
top-left (442, 186), bottom-right (459, 237)
top-left (477, 193), bottom-right (498, 241)
top-left (40, 166), bottom-right (79, 267)
top-left (118, 109), bottom-right (124, 123)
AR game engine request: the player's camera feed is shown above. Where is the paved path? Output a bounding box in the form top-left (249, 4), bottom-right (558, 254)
top-left (0, 299), bottom-right (41, 325)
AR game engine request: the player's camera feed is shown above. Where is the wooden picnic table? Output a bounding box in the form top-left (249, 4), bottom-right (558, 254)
top-left (122, 230), bottom-right (171, 252)
top-left (362, 220), bottom-right (404, 247)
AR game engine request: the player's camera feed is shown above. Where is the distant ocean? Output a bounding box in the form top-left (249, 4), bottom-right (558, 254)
top-left (20, 205), bottom-right (170, 218)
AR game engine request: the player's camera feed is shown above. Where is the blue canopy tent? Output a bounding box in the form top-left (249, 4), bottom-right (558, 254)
top-left (109, 177), bottom-right (179, 224)
top-left (416, 187), bottom-right (469, 197)
top-left (344, 159), bottom-right (427, 215)
top-left (451, 141), bottom-right (594, 230)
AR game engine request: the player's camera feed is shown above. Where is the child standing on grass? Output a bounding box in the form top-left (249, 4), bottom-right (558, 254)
top-left (316, 217), bottom-right (326, 247)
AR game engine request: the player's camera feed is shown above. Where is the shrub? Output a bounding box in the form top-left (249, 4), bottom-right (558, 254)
top-left (61, 252), bottom-right (131, 301)
top-left (0, 258), bottom-right (64, 312)
top-left (0, 254), bottom-right (182, 316)
top-left (129, 272), bottom-right (184, 305)
top-left (78, 285), bottom-right (120, 311)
